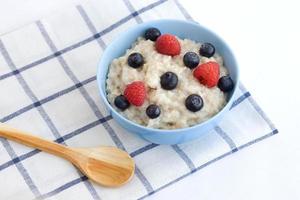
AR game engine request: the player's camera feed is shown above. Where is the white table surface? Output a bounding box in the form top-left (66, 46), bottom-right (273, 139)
top-left (1, 0), bottom-right (299, 199)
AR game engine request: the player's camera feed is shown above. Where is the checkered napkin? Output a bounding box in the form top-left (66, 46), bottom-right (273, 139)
top-left (0, 0), bottom-right (278, 199)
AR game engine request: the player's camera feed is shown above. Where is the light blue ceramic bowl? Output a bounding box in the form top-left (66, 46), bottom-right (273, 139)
top-left (97, 19), bottom-right (239, 145)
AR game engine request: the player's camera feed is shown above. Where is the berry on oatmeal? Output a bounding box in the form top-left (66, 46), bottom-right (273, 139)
top-left (155, 34), bottom-right (181, 56)
top-left (183, 52), bottom-right (200, 69)
top-left (127, 53), bottom-right (144, 68)
top-left (218, 75), bottom-right (234, 92)
top-left (193, 61), bottom-right (220, 88)
top-left (160, 72), bottom-right (178, 90)
top-left (114, 95), bottom-right (130, 111)
top-left (199, 43), bottom-right (215, 58)
top-left (146, 104), bottom-right (161, 119)
top-left (185, 94), bottom-right (204, 112)
top-left (124, 81), bottom-right (146, 106)
top-left (144, 27), bottom-right (161, 41)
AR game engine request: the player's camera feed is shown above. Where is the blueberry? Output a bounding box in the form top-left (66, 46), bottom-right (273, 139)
top-left (127, 53), bottom-right (144, 68)
top-left (199, 43), bottom-right (215, 58)
top-left (218, 75), bottom-right (234, 92)
top-left (146, 104), bottom-right (161, 119)
top-left (183, 52), bottom-right (200, 69)
top-left (114, 95), bottom-right (130, 111)
top-left (160, 72), bottom-right (178, 90)
top-left (185, 94), bottom-right (204, 112)
top-left (144, 28), bottom-right (161, 41)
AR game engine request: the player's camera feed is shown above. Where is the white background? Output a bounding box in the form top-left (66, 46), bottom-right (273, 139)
top-left (0, 0), bottom-right (299, 199)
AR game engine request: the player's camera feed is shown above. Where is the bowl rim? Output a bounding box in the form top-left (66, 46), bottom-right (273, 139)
top-left (97, 19), bottom-right (240, 133)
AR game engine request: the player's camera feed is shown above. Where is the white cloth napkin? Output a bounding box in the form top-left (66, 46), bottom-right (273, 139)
top-left (0, 0), bottom-right (278, 199)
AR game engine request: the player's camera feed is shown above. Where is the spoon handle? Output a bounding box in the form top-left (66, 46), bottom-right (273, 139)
top-left (0, 123), bottom-right (75, 161)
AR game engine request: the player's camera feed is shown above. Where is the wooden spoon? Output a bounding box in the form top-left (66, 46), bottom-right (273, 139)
top-left (0, 123), bottom-right (135, 187)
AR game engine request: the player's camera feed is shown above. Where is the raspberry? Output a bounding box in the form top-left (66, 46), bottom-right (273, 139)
top-left (124, 81), bottom-right (146, 106)
top-left (155, 34), bottom-right (181, 56)
top-left (193, 61), bottom-right (220, 88)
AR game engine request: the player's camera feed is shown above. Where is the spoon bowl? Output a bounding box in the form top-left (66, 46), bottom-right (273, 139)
top-left (72, 147), bottom-right (135, 186)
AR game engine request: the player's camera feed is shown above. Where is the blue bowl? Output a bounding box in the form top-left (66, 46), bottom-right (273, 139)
top-left (97, 19), bottom-right (239, 145)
